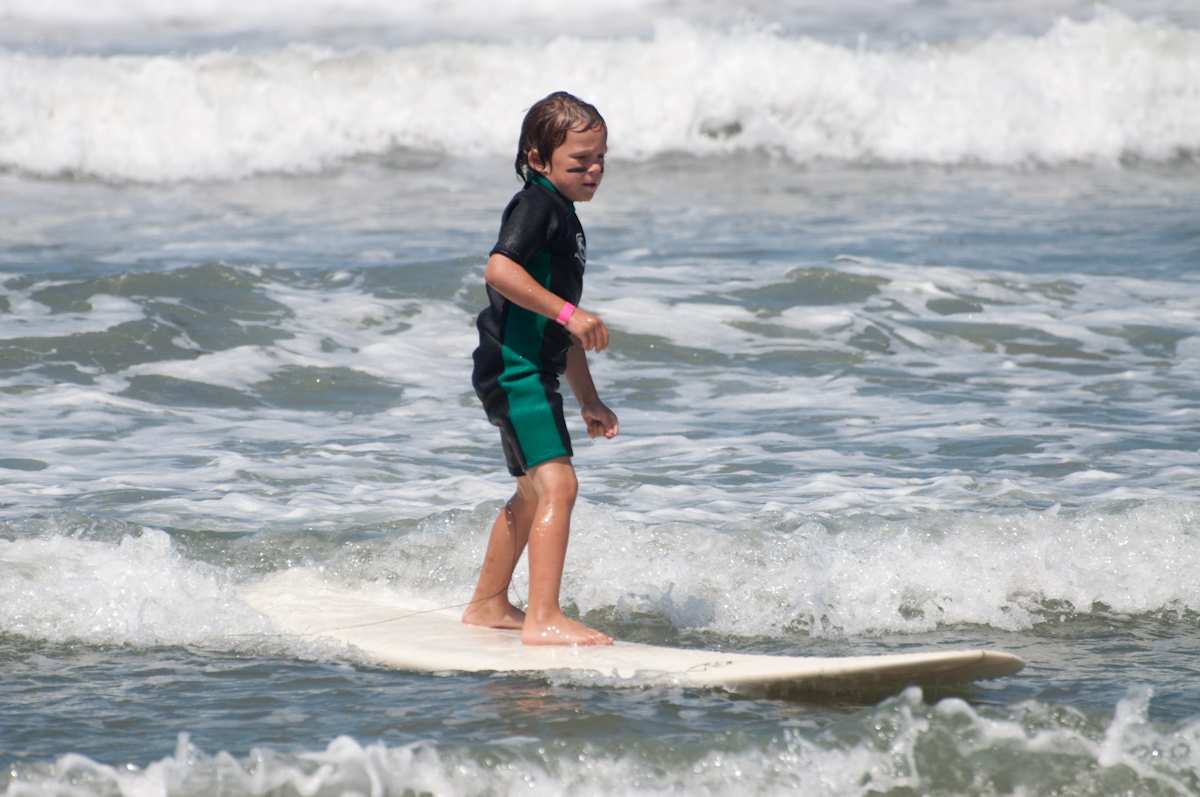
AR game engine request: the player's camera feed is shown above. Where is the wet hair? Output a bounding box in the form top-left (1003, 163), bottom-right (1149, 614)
top-left (514, 91), bottom-right (606, 182)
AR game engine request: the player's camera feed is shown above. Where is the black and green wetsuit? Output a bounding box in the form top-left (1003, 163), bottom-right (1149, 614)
top-left (472, 173), bottom-right (588, 476)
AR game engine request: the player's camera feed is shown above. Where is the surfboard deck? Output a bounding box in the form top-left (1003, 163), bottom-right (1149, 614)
top-left (241, 571), bottom-right (1024, 699)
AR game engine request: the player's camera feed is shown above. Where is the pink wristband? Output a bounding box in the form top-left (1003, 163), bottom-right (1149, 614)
top-left (555, 301), bottom-right (576, 326)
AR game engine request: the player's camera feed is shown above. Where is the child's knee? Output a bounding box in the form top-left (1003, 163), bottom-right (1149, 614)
top-left (531, 462), bottom-right (577, 507)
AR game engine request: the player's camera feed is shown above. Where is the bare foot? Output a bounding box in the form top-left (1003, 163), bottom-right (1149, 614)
top-left (521, 611), bottom-right (613, 646)
top-left (462, 598), bottom-right (526, 630)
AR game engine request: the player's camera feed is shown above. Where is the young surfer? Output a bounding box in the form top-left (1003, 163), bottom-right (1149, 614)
top-left (463, 91), bottom-right (618, 646)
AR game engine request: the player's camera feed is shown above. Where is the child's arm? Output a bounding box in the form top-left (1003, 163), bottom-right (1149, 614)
top-left (564, 344), bottom-right (619, 439)
top-left (484, 253), bottom-right (609, 352)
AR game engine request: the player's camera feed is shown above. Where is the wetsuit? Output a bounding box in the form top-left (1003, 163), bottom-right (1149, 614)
top-left (472, 172), bottom-right (587, 476)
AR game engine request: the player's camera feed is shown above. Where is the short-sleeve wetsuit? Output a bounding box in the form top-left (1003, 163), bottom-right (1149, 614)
top-left (472, 172), bottom-right (588, 476)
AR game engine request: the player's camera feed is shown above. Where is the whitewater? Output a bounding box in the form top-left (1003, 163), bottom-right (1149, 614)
top-left (1, 12), bottom-right (1199, 181)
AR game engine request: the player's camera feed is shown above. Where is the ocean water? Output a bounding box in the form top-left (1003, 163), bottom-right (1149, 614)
top-left (2, 1), bottom-right (1200, 794)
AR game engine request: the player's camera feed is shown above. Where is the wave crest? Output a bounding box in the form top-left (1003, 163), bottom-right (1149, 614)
top-left (1, 12), bottom-right (1197, 181)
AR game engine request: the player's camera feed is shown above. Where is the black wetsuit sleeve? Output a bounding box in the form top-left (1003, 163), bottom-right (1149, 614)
top-left (489, 189), bottom-right (559, 268)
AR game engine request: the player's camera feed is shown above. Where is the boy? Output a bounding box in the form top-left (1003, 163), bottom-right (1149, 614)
top-left (464, 92), bottom-right (617, 646)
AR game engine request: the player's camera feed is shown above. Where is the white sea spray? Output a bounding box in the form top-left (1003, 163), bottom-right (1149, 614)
top-left (6, 688), bottom-right (1199, 796)
top-left (1, 13), bottom-right (1197, 181)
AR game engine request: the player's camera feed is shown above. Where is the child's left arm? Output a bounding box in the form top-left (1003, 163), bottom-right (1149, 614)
top-left (564, 344), bottom-right (619, 439)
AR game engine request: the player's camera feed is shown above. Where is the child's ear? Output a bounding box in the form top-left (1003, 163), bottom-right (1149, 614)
top-left (527, 148), bottom-right (549, 174)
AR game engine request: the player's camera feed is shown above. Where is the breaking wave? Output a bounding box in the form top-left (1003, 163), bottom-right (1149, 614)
top-left (1, 12), bottom-right (1197, 181)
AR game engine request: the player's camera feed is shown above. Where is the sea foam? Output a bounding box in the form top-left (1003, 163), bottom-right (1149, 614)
top-left (6, 688), bottom-right (1198, 796)
top-left (6, 499), bottom-right (1196, 651)
top-left (1, 13), bottom-right (1197, 181)
top-left (0, 528), bottom-right (270, 646)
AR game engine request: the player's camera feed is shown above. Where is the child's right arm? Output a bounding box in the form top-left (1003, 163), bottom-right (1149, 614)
top-left (483, 253), bottom-right (609, 352)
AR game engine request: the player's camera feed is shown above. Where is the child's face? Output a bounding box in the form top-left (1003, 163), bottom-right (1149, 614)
top-left (529, 125), bottom-right (607, 203)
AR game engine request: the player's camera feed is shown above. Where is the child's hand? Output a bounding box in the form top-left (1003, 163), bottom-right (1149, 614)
top-left (565, 308), bottom-right (609, 352)
top-left (581, 400), bottom-right (619, 439)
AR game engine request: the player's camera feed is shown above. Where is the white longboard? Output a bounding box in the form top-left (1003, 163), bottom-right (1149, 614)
top-left (241, 571), bottom-right (1024, 699)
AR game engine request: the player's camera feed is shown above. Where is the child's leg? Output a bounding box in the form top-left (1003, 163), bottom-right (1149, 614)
top-left (521, 457), bottom-right (612, 646)
top-left (462, 476), bottom-right (537, 629)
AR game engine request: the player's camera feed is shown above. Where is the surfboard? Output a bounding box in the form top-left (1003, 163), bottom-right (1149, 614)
top-left (240, 571), bottom-right (1024, 699)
